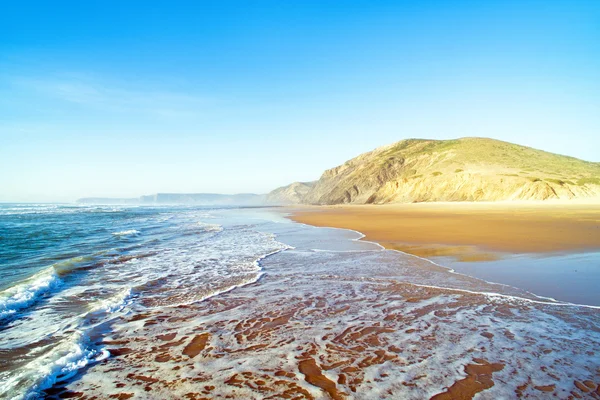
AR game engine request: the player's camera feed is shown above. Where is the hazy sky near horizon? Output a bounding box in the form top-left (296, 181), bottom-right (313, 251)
top-left (1, 0), bottom-right (599, 202)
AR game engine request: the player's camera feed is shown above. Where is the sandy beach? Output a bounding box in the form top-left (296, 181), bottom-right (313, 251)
top-left (288, 201), bottom-right (600, 259)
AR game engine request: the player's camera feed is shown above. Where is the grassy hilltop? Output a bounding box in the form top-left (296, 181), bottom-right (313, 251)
top-left (277, 137), bottom-right (600, 204)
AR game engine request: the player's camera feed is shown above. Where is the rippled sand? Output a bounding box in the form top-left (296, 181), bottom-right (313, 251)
top-left (45, 219), bottom-right (600, 399)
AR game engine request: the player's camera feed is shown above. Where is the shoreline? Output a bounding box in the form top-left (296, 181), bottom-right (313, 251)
top-left (286, 201), bottom-right (600, 306)
top-left (284, 210), bottom-right (600, 309)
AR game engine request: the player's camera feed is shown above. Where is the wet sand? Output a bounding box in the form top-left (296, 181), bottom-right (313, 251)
top-left (288, 201), bottom-right (600, 258)
top-left (47, 257), bottom-right (600, 400)
top-left (42, 210), bottom-right (600, 400)
top-left (47, 256), bottom-right (600, 400)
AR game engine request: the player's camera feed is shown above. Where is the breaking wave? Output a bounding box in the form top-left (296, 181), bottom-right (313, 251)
top-left (0, 268), bottom-right (61, 321)
top-left (111, 229), bottom-right (140, 236)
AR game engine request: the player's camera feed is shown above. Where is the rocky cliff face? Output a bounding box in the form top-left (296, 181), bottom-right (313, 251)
top-left (297, 138), bottom-right (600, 204)
top-left (265, 182), bottom-right (315, 205)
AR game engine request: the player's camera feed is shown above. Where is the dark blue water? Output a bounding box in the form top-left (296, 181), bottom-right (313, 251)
top-left (1, 204), bottom-right (160, 291)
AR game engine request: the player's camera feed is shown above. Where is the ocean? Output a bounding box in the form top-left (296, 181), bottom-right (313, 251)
top-left (1, 204), bottom-right (599, 399)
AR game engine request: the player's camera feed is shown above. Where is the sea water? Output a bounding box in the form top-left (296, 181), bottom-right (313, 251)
top-left (0, 204), bottom-right (287, 398)
top-left (433, 251), bottom-right (600, 306)
top-left (1, 204), bottom-right (598, 399)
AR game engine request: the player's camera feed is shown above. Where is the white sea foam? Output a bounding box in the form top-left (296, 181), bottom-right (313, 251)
top-left (60, 239), bottom-right (600, 399)
top-left (90, 287), bottom-right (133, 314)
top-left (179, 245), bottom-right (292, 307)
top-left (0, 330), bottom-right (105, 400)
top-left (133, 227), bottom-right (291, 309)
top-left (0, 286), bottom-right (132, 399)
top-left (197, 222), bottom-right (223, 232)
top-left (0, 205), bottom-right (125, 216)
top-left (13, 208), bottom-right (597, 400)
top-left (0, 268), bottom-right (61, 320)
top-left (111, 229), bottom-right (140, 236)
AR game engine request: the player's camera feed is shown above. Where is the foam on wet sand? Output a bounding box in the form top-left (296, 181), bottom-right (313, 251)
top-left (44, 212), bottom-right (600, 400)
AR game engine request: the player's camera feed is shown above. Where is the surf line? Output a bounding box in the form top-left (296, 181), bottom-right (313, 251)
top-left (159, 242), bottom-right (293, 309)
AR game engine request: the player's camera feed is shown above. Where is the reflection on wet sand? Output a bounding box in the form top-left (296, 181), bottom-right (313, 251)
top-left (380, 242), bottom-right (503, 262)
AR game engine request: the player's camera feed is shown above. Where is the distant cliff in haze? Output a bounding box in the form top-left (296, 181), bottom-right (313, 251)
top-left (77, 193), bottom-right (265, 205)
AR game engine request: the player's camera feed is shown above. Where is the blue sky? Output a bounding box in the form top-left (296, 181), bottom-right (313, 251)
top-left (1, 0), bottom-right (599, 201)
